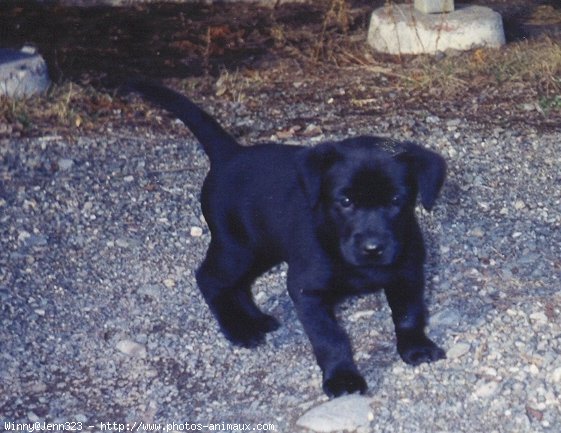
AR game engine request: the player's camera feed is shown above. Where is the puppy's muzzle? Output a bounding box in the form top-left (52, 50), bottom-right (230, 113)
top-left (343, 232), bottom-right (398, 267)
top-left (361, 233), bottom-right (397, 265)
top-left (362, 238), bottom-right (386, 259)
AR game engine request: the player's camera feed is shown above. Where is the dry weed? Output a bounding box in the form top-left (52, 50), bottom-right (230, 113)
top-left (399, 37), bottom-right (561, 98)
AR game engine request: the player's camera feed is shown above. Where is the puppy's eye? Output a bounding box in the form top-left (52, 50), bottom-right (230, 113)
top-left (391, 195), bottom-right (402, 206)
top-left (339, 196), bottom-right (353, 208)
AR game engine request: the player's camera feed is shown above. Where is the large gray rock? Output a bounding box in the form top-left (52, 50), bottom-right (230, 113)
top-left (0, 46), bottom-right (50, 99)
top-left (296, 395), bottom-right (374, 432)
top-left (367, 4), bottom-right (505, 55)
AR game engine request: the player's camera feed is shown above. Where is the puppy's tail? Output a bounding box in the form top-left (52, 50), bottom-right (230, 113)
top-left (129, 81), bottom-right (240, 163)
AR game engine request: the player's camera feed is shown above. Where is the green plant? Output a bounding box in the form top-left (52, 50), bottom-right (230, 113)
top-left (539, 94), bottom-right (561, 113)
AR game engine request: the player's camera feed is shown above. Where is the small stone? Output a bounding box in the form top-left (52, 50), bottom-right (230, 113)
top-left (27, 411), bottom-right (40, 422)
top-left (431, 308), bottom-right (461, 327)
top-left (25, 234), bottom-right (48, 247)
top-left (443, 146), bottom-right (456, 158)
top-left (115, 238), bottom-right (129, 248)
top-left (425, 115), bottom-right (440, 124)
top-left (138, 284), bottom-right (161, 299)
top-left (27, 381), bottom-right (47, 393)
top-left (21, 45), bottom-right (37, 55)
top-left (116, 339), bottom-right (147, 358)
top-left (480, 367), bottom-right (498, 377)
top-left (550, 367), bottom-right (561, 383)
top-left (349, 310), bottom-right (376, 322)
top-left (74, 414), bottom-right (88, 423)
top-left (297, 395), bottom-right (373, 432)
top-left (276, 128), bottom-right (296, 139)
top-left (529, 311), bottom-right (548, 325)
top-left (526, 405), bottom-right (544, 422)
top-left (473, 380), bottom-right (500, 398)
top-left (514, 200), bottom-right (526, 210)
top-left (163, 278), bottom-right (175, 288)
top-left (190, 226), bottom-right (203, 237)
top-left (123, 175), bottom-right (134, 183)
top-left (468, 227), bottom-right (485, 237)
top-left (447, 342), bottom-right (470, 359)
top-left (301, 124), bottom-right (322, 137)
top-left (18, 230), bottom-right (31, 244)
top-left (58, 158), bottom-right (74, 170)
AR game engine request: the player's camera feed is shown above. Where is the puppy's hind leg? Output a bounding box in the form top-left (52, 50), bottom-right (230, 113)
top-left (196, 241), bottom-right (280, 348)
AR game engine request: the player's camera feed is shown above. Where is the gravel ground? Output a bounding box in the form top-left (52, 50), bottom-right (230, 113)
top-left (1, 102), bottom-right (560, 432)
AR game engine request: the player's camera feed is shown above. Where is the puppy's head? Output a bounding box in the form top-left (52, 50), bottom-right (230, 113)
top-left (298, 137), bottom-right (446, 267)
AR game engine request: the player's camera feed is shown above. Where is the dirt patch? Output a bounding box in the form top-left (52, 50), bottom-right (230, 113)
top-left (1, 0), bottom-right (560, 138)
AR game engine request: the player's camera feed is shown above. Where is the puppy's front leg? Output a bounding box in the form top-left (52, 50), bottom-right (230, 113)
top-left (385, 280), bottom-right (445, 366)
top-left (290, 288), bottom-right (367, 397)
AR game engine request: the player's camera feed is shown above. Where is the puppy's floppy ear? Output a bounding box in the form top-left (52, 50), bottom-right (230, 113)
top-left (397, 143), bottom-right (446, 211)
top-left (296, 144), bottom-right (341, 206)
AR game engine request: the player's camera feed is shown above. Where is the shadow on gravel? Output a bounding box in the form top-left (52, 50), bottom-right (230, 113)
top-left (0, 0), bottom-right (559, 89)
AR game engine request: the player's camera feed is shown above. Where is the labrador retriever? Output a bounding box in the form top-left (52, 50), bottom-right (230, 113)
top-left (132, 82), bottom-right (447, 397)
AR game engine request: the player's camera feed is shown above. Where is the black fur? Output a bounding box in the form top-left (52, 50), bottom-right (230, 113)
top-left (132, 82), bottom-right (447, 397)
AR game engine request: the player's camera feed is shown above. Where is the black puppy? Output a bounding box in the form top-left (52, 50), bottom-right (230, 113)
top-left (133, 83), bottom-right (447, 397)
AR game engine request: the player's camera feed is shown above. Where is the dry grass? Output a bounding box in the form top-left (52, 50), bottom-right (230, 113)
top-left (3, 37), bottom-right (561, 138)
top-left (0, 82), bottom-right (129, 138)
top-left (397, 37), bottom-right (561, 98)
top-left (1, 0), bottom-right (561, 137)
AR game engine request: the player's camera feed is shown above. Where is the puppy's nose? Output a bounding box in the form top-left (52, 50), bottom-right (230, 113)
top-left (362, 240), bottom-right (385, 258)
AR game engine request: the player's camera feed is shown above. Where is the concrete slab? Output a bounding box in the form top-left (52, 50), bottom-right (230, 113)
top-left (0, 46), bottom-right (50, 99)
top-left (367, 4), bottom-right (505, 55)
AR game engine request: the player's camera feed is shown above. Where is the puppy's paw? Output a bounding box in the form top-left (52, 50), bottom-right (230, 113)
top-left (398, 335), bottom-right (446, 366)
top-left (323, 368), bottom-right (367, 398)
top-left (259, 314), bottom-right (281, 334)
top-left (221, 314), bottom-right (280, 348)
top-left (223, 323), bottom-right (267, 348)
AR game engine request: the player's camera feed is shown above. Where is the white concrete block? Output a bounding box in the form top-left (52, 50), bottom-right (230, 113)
top-left (367, 4), bottom-right (505, 55)
top-left (414, 0), bottom-right (454, 14)
top-left (0, 47), bottom-right (50, 99)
